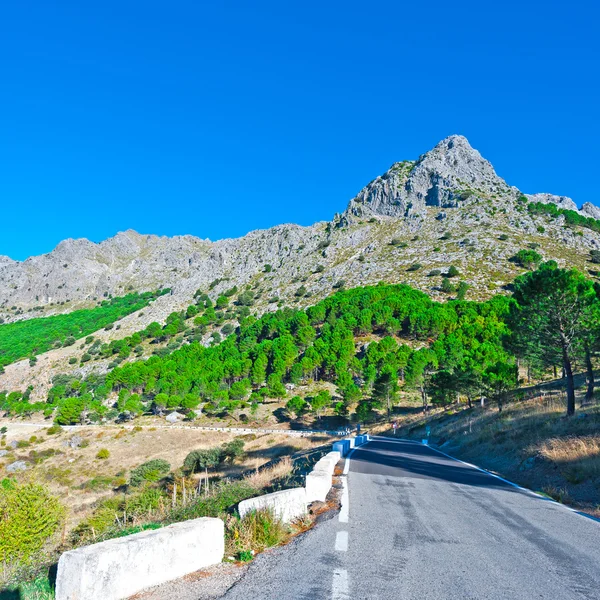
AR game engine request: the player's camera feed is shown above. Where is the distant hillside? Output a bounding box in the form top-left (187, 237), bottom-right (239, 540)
top-left (3, 135), bottom-right (600, 397)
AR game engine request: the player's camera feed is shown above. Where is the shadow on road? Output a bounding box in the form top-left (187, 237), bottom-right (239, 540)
top-left (350, 439), bottom-right (519, 492)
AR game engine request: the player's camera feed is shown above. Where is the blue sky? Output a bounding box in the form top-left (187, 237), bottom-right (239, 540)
top-left (0, 1), bottom-right (598, 260)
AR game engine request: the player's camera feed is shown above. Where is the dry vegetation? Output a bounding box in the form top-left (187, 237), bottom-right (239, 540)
top-left (0, 421), bottom-right (334, 532)
top-left (390, 390), bottom-right (600, 515)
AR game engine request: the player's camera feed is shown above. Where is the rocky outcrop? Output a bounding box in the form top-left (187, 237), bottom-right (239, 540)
top-left (525, 193), bottom-right (578, 212)
top-left (581, 202), bottom-right (600, 220)
top-left (344, 135), bottom-right (512, 220)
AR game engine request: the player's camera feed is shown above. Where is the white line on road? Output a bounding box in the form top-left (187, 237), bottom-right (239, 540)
top-left (339, 472), bottom-right (349, 523)
top-left (335, 530), bottom-right (348, 552)
top-left (416, 439), bottom-right (600, 525)
top-left (332, 569), bottom-right (350, 600)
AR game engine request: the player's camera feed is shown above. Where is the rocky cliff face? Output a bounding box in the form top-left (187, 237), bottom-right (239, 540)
top-left (1, 135), bottom-right (599, 325)
top-left (344, 135), bottom-right (511, 220)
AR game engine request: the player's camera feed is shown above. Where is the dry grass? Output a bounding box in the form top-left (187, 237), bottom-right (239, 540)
top-left (243, 456), bottom-right (292, 489)
top-left (391, 391), bottom-right (600, 513)
top-left (538, 436), bottom-right (600, 484)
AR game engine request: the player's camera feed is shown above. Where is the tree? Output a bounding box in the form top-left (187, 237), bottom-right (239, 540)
top-left (221, 438), bottom-right (245, 462)
top-left (183, 447), bottom-right (222, 475)
top-left (286, 395), bottom-right (306, 418)
top-left (372, 369), bottom-right (398, 419)
top-left (483, 361), bottom-right (518, 412)
top-left (511, 249), bottom-right (543, 269)
top-left (509, 261), bottom-right (596, 416)
top-left (55, 397), bottom-right (85, 425)
top-left (310, 390), bottom-right (331, 420)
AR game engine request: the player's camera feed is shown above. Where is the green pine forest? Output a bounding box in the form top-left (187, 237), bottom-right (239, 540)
top-left (0, 290), bottom-right (169, 368)
top-left (2, 260), bottom-right (597, 424)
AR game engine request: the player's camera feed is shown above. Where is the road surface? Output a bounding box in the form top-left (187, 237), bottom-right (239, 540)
top-left (221, 436), bottom-right (600, 599)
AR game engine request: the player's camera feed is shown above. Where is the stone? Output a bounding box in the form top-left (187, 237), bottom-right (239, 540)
top-left (525, 193), bottom-right (578, 212)
top-left (6, 460), bottom-right (27, 473)
top-left (55, 517), bottom-right (224, 600)
top-left (64, 435), bottom-right (82, 449)
top-left (165, 411), bottom-right (183, 423)
top-left (305, 470), bottom-right (332, 503)
top-left (0, 449), bottom-right (8, 457)
top-left (581, 202), bottom-right (600, 219)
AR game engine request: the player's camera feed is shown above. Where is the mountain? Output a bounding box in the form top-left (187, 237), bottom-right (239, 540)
top-left (1, 135), bottom-right (599, 328)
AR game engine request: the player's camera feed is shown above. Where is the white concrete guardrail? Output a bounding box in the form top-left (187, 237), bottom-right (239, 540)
top-left (55, 435), bottom-right (370, 600)
top-left (55, 517), bottom-right (224, 600)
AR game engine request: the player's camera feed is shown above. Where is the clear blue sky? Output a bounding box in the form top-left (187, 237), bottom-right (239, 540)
top-left (0, 1), bottom-right (598, 260)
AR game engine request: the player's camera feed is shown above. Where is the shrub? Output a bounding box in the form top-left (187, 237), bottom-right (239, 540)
top-left (96, 448), bottom-right (110, 460)
top-left (0, 480), bottom-right (64, 565)
top-left (498, 234), bottom-right (509, 241)
top-left (225, 508), bottom-right (288, 558)
top-left (46, 425), bottom-right (62, 435)
top-left (441, 278), bottom-right (455, 294)
top-left (68, 357), bottom-right (77, 365)
top-left (428, 269), bottom-right (441, 277)
top-left (590, 250), bottom-right (600, 264)
top-left (511, 249), bottom-right (543, 269)
top-left (447, 265), bottom-right (460, 277)
top-left (129, 459), bottom-right (171, 486)
top-left (407, 263), bottom-right (422, 272)
top-left (221, 438), bottom-right (245, 463)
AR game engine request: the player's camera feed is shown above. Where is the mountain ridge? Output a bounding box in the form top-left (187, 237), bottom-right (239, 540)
top-left (1, 135), bottom-right (599, 323)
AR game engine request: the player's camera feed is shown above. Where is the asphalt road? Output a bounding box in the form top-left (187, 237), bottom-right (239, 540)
top-left (222, 437), bottom-right (600, 599)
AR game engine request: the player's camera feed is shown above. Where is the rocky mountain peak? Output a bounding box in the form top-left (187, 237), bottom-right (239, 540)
top-left (343, 134), bottom-right (510, 221)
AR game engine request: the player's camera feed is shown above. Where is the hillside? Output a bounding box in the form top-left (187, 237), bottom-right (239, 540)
top-left (2, 136), bottom-right (600, 398)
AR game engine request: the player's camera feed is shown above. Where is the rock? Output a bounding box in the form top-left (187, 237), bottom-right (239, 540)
top-left (64, 435), bottom-right (82, 449)
top-left (436, 211), bottom-right (447, 221)
top-left (525, 193), bottom-right (578, 212)
top-left (9, 440), bottom-right (17, 449)
top-left (581, 202), bottom-right (600, 219)
top-left (0, 449), bottom-right (8, 457)
top-left (165, 411), bottom-right (184, 423)
top-left (345, 135), bottom-right (508, 219)
top-left (6, 460), bottom-right (28, 472)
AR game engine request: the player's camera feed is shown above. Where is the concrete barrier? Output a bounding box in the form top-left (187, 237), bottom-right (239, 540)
top-left (238, 487), bottom-right (307, 523)
top-left (55, 517), bottom-right (224, 600)
top-left (347, 437), bottom-right (355, 449)
top-left (305, 469), bottom-right (332, 502)
top-left (332, 441), bottom-right (346, 456)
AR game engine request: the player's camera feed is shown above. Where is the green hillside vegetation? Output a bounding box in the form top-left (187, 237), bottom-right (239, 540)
top-left (0, 290), bottom-right (169, 368)
top-left (2, 261), bottom-right (598, 425)
top-left (527, 201), bottom-right (600, 233)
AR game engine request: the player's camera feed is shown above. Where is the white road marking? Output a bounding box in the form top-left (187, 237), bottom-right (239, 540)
top-left (339, 473), bottom-right (349, 523)
top-left (407, 437), bottom-right (600, 525)
top-left (332, 568), bottom-right (350, 600)
top-left (335, 530), bottom-right (348, 552)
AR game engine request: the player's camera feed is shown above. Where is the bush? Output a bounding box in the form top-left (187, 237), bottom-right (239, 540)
top-left (407, 263), bottom-right (422, 272)
top-left (46, 425), bottom-right (62, 435)
top-left (96, 448), bottom-right (110, 460)
top-left (0, 480), bottom-right (64, 565)
top-left (511, 249), bottom-right (543, 269)
top-left (427, 269), bottom-right (441, 277)
top-left (226, 508), bottom-right (288, 558)
top-left (129, 459), bottom-right (171, 486)
top-left (447, 265), bottom-right (460, 277)
top-left (171, 480), bottom-right (258, 521)
top-left (590, 250), bottom-right (600, 264)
